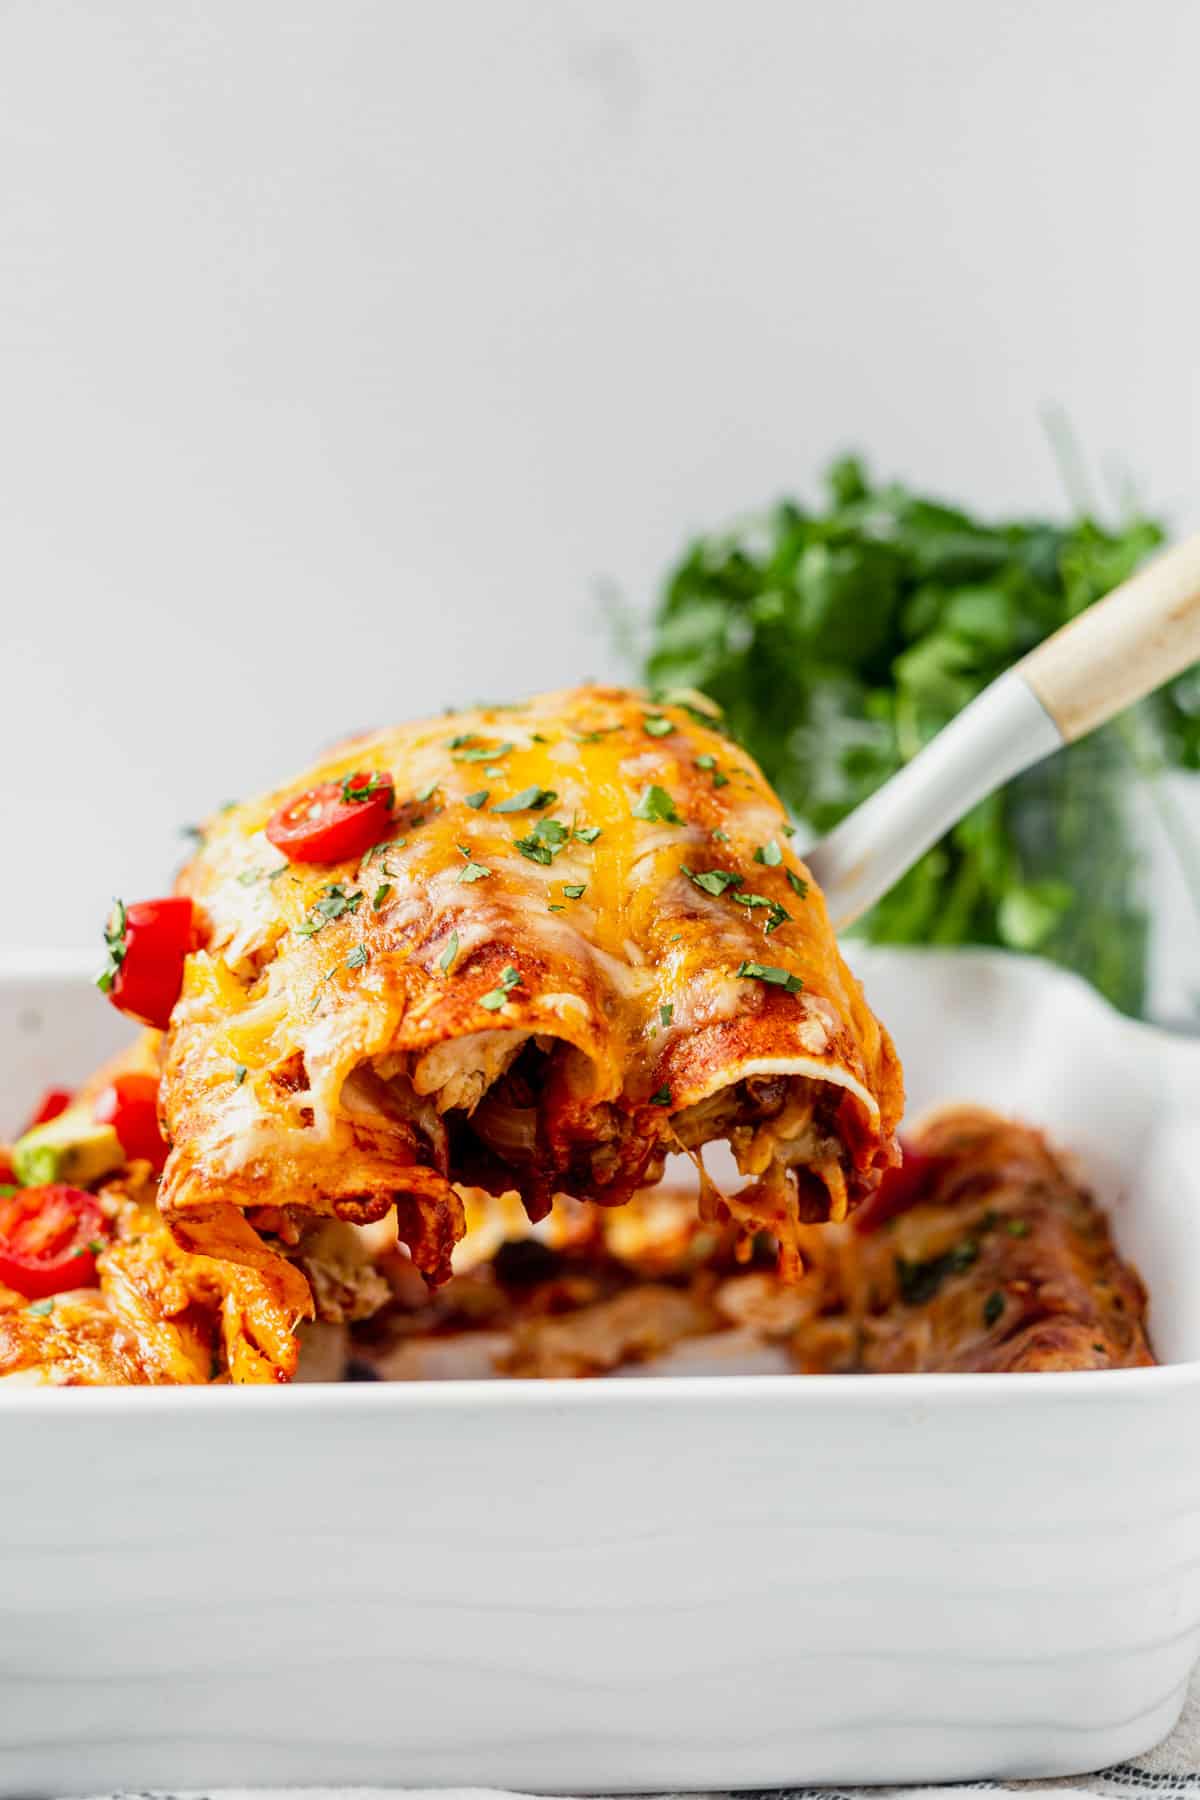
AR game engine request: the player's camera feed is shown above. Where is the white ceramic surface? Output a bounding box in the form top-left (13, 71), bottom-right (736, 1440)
top-left (1, 948), bottom-right (1199, 1795)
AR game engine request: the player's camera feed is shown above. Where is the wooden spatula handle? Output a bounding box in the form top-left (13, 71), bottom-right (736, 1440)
top-left (1018, 532), bottom-right (1200, 742)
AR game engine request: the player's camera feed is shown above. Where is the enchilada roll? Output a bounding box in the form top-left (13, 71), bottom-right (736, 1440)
top-left (138, 685), bottom-right (901, 1307)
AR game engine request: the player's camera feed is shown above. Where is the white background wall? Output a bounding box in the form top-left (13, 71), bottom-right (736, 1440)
top-left (1, 0), bottom-right (1197, 950)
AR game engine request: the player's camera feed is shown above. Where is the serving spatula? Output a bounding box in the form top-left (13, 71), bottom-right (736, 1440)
top-left (804, 532), bottom-right (1200, 930)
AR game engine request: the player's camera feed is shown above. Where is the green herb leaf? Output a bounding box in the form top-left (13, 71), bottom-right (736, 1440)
top-left (896, 1238), bottom-right (979, 1306)
top-left (346, 944), bottom-right (369, 970)
top-left (456, 844), bottom-right (491, 883)
top-left (574, 824), bottom-right (602, 844)
top-left (95, 897), bottom-right (128, 993)
top-left (296, 883), bottom-right (363, 935)
top-left (754, 839), bottom-right (783, 867)
top-left (438, 929), bottom-right (459, 973)
top-left (633, 784), bottom-right (682, 824)
top-left (514, 817), bottom-right (569, 864)
top-left (659, 1002), bottom-right (674, 1026)
top-left (1006, 1217), bottom-right (1030, 1238)
top-left (415, 779), bottom-right (439, 804)
top-left (233, 1064), bottom-right (248, 1086)
top-left (492, 785), bottom-right (557, 814)
top-left (464, 789), bottom-right (489, 809)
top-left (236, 867), bottom-right (262, 887)
top-left (785, 869), bottom-right (809, 898)
top-left (455, 741), bottom-right (514, 764)
top-left (27, 1298), bottom-right (54, 1318)
top-left (480, 964), bottom-right (523, 1010)
top-left (736, 960), bottom-right (803, 993)
top-left (681, 865), bottom-right (743, 897)
top-left (341, 772), bottom-right (390, 805)
top-left (648, 1084), bottom-right (673, 1106)
top-left (563, 884), bottom-right (587, 899)
top-left (731, 892), bottom-right (790, 933)
top-left (372, 882), bottom-right (392, 911)
top-left (642, 714), bottom-right (674, 737)
top-left (983, 1290), bottom-right (1006, 1327)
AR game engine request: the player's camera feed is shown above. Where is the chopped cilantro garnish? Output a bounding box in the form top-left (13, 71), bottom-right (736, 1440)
top-left (464, 789), bottom-right (489, 809)
top-left (346, 943), bottom-right (369, 970)
top-left (438, 929), bottom-right (459, 974)
top-left (983, 1290), bottom-right (1006, 1328)
top-left (95, 897), bottom-right (128, 994)
top-left (648, 1084), bottom-right (673, 1106)
top-left (633, 784), bottom-right (681, 824)
top-left (731, 892), bottom-right (790, 933)
top-left (659, 1002), bottom-right (674, 1026)
top-left (236, 867), bottom-right (262, 887)
top-left (711, 828), bottom-right (730, 843)
top-left (415, 779), bottom-right (439, 803)
top-left (341, 772), bottom-right (390, 804)
top-left (785, 869), bottom-right (809, 898)
top-left (668, 932), bottom-right (683, 942)
top-left (372, 882), bottom-right (392, 911)
top-left (548, 903), bottom-right (565, 912)
top-left (574, 824), bottom-right (602, 844)
top-left (180, 823), bottom-right (205, 845)
top-left (480, 964), bottom-right (522, 1010)
top-left (446, 733), bottom-right (474, 749)
top-left (896, 1238), bottom-right (979, 1306)
top-left (27, 1298), bottom-right (54, 1318)
top-left (754, 840), bottom-right (783, 867)
top-left (492, 785), bottom-right (557, 814)
top-left (694, 752), bottom-right (729, 788)
top-left (531, 732), bottom-right (548, 743)
top-left (514, 818), bottom-right (569, 865)
top-left (233, 1064), bottom-right (248, 1086)
top-left (737, 960), bottom-right (803, 993)
top-left (296, 884), bottom-right (363, 936)
top-left (642, 714), bottom-right (674, 737)
top-left (681, 865), bottom-right (742, 898)
top-left (365, 836), bottom-right (407, 867)
top-left (1006, 1217), bottom-right (1030, 1238)
top-left (563, 883), bottom-right (586, 899)
top-left (456, 843), bottom-right (492, 883)
top-left (456, 741), bottom-right (514, 764)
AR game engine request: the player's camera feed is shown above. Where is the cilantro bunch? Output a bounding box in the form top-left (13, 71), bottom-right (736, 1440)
top-left (644, 456), bottom-right (1200, 1017)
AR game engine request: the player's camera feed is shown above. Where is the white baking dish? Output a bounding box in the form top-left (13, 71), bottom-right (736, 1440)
top-left (1, 946), bottom-right (1199, 1796)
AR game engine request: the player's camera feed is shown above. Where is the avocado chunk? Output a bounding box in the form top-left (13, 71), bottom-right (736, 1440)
top-left (12, 1111), bottom-right (123, 1189)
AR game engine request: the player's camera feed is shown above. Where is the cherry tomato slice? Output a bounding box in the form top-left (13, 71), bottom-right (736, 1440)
top-left (99, 896), bottom-right (196, 1030)
top-left (266, 771), bottom-right (395, 864)
top-left (853, 1142), bottom-right (942, 1234)
top-left (92, 1071), bottom-right (168, 1172)
top-left (0, 1185), bottom-right (105, 1300)
top-left (23, 1087), bottom-right (73, 1132)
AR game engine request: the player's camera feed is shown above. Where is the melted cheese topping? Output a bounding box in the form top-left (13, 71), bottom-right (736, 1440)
top-left (159, 685), bottom-right (903, 1286)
